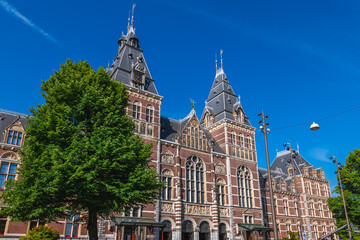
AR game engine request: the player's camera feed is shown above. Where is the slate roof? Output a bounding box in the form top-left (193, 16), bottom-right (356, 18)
top-left (271, 150), bottom-right (311, 175)
top-left (160, 110), bottom-right (224, 154)
top-left (258, 167), bottom-right (295, 193)
top-left (0, 109), bottom-right (27, 143)
top-left (106, 20), bottom-right (159, 95)
top-left (200, 68), bottom-right (251, 126)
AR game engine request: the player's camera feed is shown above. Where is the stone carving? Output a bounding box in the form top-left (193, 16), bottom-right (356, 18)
top-left (183, 204), bottom-right (211, 215)
top-left (161, 202), bottom-right (174, 213)
top-left (219, 207), bottom-right (229, 216)
top-left (161, 150), bottom-right (175, 165)
top-left (215, 162), bottom-right (226, 175)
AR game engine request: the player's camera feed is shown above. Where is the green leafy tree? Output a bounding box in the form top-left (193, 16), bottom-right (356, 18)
top-left (280, 232), bottom-right (300, 240)
top-left (328, 149), bottom-right (360, 240)
top-left (1, 60), bottom-right (162, 240)
top-left (20, 226), bottom-right (59, 240)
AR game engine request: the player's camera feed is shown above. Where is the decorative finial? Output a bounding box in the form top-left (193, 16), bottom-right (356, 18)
top-left (238, 95), bottom-right (241, 102)
top-left (215, 53), bottom-right (218, 70)
top-left (220, 49), bottom-right (223, 69)
top-left (190, 98), bottom-right (196, 110)
top-left (107, 61), bottom-right (110, 68)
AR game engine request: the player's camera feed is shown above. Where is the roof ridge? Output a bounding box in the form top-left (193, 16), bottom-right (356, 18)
top-left (0, 109), bottom-right (27, 117)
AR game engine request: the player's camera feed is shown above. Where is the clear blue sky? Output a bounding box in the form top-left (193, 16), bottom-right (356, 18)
top-left (1, 0), bottom-right (360, 191)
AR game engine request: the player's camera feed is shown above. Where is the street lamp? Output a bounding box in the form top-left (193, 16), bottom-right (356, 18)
top-left (258, 111), bottom-right (278, 240)
top-left (330, 154), bottom-right (352, 240)
top-left (283, 140), bottom-right (304, 240)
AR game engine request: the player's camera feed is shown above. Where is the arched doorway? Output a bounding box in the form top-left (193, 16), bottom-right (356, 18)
top-left (219, 223), bottom-right (227, 240)
top-left (162, 220), bottom-right (172, 240)
top-left (199, 222), bottom-right (210, 240)
top-left (182, 220), bottom-right (193, 240)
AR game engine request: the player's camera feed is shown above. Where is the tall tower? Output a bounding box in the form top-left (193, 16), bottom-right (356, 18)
top-left (200, 52), bottom-right (262, 239)
top-left (106, 4), bottom-right (163, 221)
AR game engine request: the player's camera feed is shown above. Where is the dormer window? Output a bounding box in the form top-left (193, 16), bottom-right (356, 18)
top-left (128, 53), bottom-right (133, 59)
top-left (7, 131), bottom-right (23, 146)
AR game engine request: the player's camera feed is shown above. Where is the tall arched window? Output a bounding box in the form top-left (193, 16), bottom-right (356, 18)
top-left (132, 101), bottom-right (141, 119)
top-left (146, 105), bottom-right (154, 122)
top-left (162, 169), bottom-right (173, 200)
top-left (237, 165), bottom-right (253, 208)
top-left (186, 156), bottom-right (204, 203)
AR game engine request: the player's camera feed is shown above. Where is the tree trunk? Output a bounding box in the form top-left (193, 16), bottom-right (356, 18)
top-left (87, 209), bottom-right (98, 240)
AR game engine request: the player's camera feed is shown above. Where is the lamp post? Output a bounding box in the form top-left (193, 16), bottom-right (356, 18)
top-left (258, 111), bottom-right (278, 240)
top-left (283, 140), bottom-right (304, 240)
top-left (330, 154), bottom-right (352, 240)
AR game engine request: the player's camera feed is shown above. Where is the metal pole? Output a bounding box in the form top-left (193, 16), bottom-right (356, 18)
top-left (288, 140), bottom-right (304, 240)
top-left (334, 154), bottom-right (352, 240)
top-left (260, 111), bottom-right (278, 240)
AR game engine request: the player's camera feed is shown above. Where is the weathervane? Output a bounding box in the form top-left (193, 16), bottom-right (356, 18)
top-left (190, 99), bottom-right (196, 110)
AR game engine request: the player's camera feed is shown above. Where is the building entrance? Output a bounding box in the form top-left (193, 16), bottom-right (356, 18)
top-left (199, 222), bottom-right (210, 240)
top-left (182, 220), bottom-right (194, 240)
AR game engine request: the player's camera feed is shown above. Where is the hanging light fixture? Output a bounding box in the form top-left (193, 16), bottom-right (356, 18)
top-left (310, 122), bottom-right (320, 131)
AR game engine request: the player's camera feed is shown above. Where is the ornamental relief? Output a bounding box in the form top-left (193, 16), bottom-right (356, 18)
top-left (183, 204), bottom-right (211, 215)
top-left (219, 207), bottom-right (229, 217)
top-left (161, 150), bottom-right (174, 165)
top-left (161, 202), bottom-right (175, 213)
top-left (215, 162), bottom-right (226, 175)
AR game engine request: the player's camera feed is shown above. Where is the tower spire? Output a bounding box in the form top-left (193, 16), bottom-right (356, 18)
top-left (131, 4), bottom-right (136, 28)
top-left (127, 4), bottom-right (136, 35)
top-left (215, 53), bottom-right (218, 70)
top-left (220, 49), bottom-right (223, 69)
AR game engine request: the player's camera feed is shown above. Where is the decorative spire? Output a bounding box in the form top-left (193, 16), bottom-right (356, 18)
top-left (127, 4), bottom-right (136, 35)
top-left (220, 49), bottom-right (223, 69)
top-left (131, 3), bottom-right (136, 28)
top-left (215, 53), bottom-right (218, 70)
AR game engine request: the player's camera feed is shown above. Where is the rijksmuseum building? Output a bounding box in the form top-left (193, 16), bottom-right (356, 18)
top-left (0, 8), bottom-right (336, 240)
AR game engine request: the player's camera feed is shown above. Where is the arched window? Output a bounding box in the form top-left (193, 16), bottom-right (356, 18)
top-left (162, 169), bottom-right (173, 200)
top-left (246, 136), bottom-right (252, 149)
top-left (186, 156), bottom-right (204, 203)
top-left (323, 185), bottom-right (328, 197)
top-left (146, 105), bottom-right (154, 123)
top-left (315, 183), bottom-right (319, 195)
top-left (230, 131), bottom-right (236, 145)
top-left (132, 101), bottom-right (141, 119)
top-left (237, 165), bottom-right (253, 208)
top-left (239, 134), bottom-right (244, 147)
top-left (217, 178), bottom-right (226, 206)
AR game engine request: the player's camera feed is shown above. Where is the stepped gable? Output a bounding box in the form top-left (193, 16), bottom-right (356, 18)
top-left (0, 109), bottom-right (27, 143)
top-left (160, 109), bottom-right (224, 154)
top-left (200, 61), bottom-right (251, 126)
top-left (106, 7), bottom-right (159, 95)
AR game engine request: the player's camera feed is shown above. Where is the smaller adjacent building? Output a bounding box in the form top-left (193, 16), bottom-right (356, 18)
top-left (259, 150), bottom-right (337, 240)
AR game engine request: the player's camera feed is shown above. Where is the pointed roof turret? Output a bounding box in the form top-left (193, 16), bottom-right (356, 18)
top-left (107, 4), bottom-right (159, 96)
top-left (200, 50), bottom-right (251, 126)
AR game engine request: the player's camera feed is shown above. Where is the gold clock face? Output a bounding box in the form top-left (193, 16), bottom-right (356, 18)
top-left (133, 71), bottom-right (142, 83)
